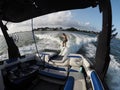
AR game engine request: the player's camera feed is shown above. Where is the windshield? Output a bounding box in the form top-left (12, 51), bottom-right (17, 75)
top-left (0, 7), bottom-right (102, 60)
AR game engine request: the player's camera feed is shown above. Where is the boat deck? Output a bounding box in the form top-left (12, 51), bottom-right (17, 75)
top-left (0, 53), bottom-right (97, 90)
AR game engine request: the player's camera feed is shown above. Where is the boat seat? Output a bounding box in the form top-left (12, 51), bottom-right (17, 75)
top-left (38, 68), bottom-right (86, 90)
top-left (38, 68), bottom-right (75, 90)
top-left (36, 49), bottom-right (60, 62)
top-left (69, 66), bottom-right (81, 72)
top-left (45, 64), bottom-right (82, 73)
top-left (34, 73), bottom-right (74, 90)
top-left (38, 68), bottom-right (68, 85)
top-left (68, 54), bottom-right (83, 67)
top-left (35, 51), bottom-right (69, 66)
top-left (49, 54), bottom-right (68, 62)
top-left (41, 51), bottom-right (58, 58)
top-left (47, 54), bottom-right (83, 67)
top-left (90, 70), bottom-right (104, 90)
top-left (47, 54), bottom-right (70, 66)
top-left (64, 76), bottom-right (74, 90)
top-left (45, 65), bottom-right (67, 71)
top-left (39, 68), bottom-right (68, 80)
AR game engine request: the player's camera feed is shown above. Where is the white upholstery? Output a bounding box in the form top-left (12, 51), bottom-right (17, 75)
top-left (69, 57), bottom-right (82, 67)
top-left (83, 58), bottom-right (91, 68)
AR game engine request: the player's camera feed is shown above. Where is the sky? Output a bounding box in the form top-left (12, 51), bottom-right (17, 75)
top-left (0, 0), bottom-right (120, 37)
top-left (111, 0), bottom-right (120, 37)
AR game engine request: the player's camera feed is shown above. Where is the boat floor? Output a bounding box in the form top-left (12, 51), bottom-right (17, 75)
top-left (32, 80), bottom-right (64, 90)
top-left (37, 67), bottom-right (86, 90)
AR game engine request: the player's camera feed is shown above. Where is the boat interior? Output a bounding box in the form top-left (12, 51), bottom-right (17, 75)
top-left (0, 0), bottom-right (112, 90)
top-left (0, 52), bottom-right (103, 90)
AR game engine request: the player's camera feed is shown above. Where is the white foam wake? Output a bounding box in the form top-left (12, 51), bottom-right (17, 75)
top-left (106, 55), bottom-right (120, 90)
top-left (35, 31), bottom-right (97, 56)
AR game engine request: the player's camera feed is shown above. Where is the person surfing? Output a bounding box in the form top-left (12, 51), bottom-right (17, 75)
top-left (61, 33), bottom-right (68, 47)
top-left (59, 33), bottom-right (68, 55)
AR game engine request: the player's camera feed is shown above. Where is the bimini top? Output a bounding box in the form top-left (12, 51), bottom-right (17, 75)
top-left (0, 0), bottom-right (100, 22)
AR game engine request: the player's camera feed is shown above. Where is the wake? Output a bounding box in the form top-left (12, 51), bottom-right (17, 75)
top-left (35, 31), bottom-right (97, 56)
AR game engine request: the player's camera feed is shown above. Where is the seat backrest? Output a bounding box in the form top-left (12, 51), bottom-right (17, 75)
top-left (68, 54), bottom-right (83, 67)
top-left (64, 76), bottom-right (74, 90)
top-left (90, 71), bottom-right (104, 90)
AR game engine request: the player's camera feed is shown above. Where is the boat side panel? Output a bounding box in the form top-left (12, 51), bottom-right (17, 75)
top-left (64, 76), bottom-right (74, 90)
top-left (90, 71), bottom-right (104, 90)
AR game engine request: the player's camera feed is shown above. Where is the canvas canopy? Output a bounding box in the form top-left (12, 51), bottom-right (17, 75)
top-left (0, 0), bottom-right (100, 22)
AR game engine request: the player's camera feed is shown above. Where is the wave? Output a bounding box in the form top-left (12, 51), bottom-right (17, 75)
top-left (106, 55), bottom-right (120, 90)
top-left (35, 31), bottom-right (96, 55)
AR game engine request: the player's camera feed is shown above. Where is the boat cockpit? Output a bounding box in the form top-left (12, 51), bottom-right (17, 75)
top-left (0, 0), bottom-right (112, 90)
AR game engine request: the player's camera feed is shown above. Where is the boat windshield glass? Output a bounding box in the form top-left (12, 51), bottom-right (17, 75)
top-left (0, 7), bottom-right (102, 61)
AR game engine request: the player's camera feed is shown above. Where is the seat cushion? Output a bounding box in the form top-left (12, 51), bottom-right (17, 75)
top-left (64, 76), bottom-right (74, 90)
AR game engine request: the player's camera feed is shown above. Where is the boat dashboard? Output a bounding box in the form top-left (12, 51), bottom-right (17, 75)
top-left (1, 59), bottom-right (40, 90)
